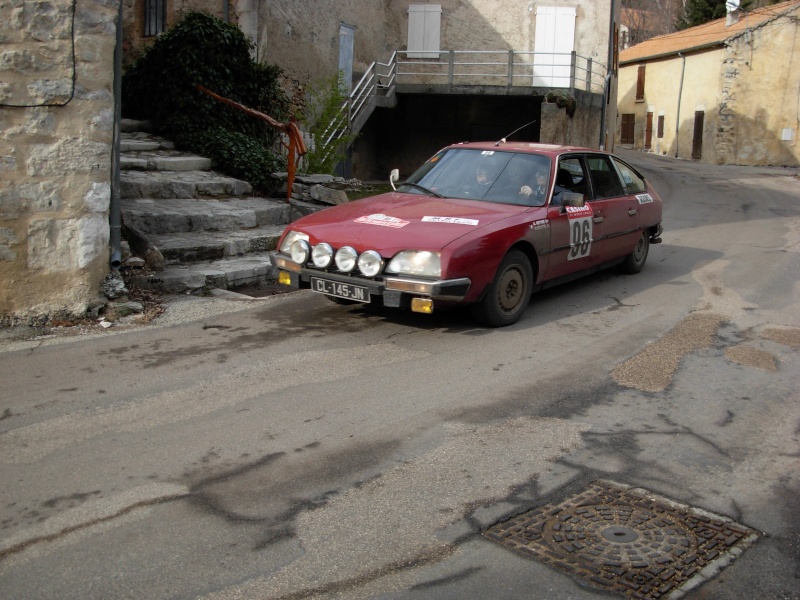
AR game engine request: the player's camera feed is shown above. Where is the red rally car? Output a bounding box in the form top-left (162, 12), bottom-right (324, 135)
top-left (275, 141), bottom-right (663, 327)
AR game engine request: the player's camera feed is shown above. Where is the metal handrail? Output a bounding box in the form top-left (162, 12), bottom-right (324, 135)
top-left (315, 49), bottom-right (607, 163)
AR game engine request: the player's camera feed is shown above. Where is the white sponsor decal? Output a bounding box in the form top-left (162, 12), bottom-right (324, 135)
top-left (422, 216), bottom-right (479, 226)
top-left (532, 218), bottom-right (550, 230)
top-left (636, 193), bottom-right (654, 204)
top-left (354, 213), bottom-right (410, 228)
top-left (565, 205), bottom-right (593, 218)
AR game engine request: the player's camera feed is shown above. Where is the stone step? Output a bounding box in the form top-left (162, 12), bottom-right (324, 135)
top-left (122, 197), bottom-right (290, 235)
top-left (121, 170), bottom-right (253, 199)
top-left (121, 132), bottom-right (174, 153)
top-left (121, 118), bottom-right (153, 133)
top-left (127, 252), bottom-right (278, 294)
top-left (149, 225), bottom-right (286, 263)
top-left (121, 152), bottom-right (212, 172)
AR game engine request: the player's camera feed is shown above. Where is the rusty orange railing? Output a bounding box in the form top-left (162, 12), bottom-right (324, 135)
top-left (197, 85), bottom-right (307, 201)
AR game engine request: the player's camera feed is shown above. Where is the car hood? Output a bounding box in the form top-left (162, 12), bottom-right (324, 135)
top-left (288, 192), bottom-right (530, 255)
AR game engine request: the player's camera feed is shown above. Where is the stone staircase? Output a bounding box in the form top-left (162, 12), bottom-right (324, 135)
top-left (119, 119), bottom-right (294, 294)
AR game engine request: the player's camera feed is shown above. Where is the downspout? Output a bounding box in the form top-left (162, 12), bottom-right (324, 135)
top-left (600, 73), bottom-right (612, 150)
top-left (600, 0), bottom-right (617, 150)
top-left (109, 0), bottom-right (123, 270)
top-left (675, 51), bottom-right (686, 159)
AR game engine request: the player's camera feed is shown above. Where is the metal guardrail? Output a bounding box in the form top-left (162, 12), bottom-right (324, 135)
top-left (315, 50), bottom-right (606, 163)
top-left (394, 50), bottom-right (605, 93)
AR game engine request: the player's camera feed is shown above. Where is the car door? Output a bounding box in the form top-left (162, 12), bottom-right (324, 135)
top-left (584, 154), bottom-right (640, 263)
top-left (544, 155), bottom-right (603, 280)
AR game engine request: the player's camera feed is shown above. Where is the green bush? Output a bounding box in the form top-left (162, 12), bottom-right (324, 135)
top-left (122, 12), bottom-right (288, 189)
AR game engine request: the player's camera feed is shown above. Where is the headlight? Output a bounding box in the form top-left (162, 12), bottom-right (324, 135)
top-left (357, 250), bottom-right (383, 277)
top-left (386, 251), bottom-right (441, 277)
top-left (335, 246), bottom-right (358, 272)
top-left (312, 243), bottom-right (334, 268)
top-left (290, 239), bottom-right (310, 264)
top-left (280, 230), bottom-right (309, 253)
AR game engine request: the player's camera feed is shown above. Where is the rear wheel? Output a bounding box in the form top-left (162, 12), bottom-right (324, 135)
top-left (620, 231), bottom-right (650, 274)
top-left (472, 250), bottom-right (532, 327)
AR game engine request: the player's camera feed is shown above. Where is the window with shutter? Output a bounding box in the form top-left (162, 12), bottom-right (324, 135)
top-left (621, 114), bottom-right (635, 144)
top-left (533, 6), bottom-right (576, 88)
top-left (636, 65), bottom-right (645, 101)
top-left (407, 4), bottom-right (442, 59)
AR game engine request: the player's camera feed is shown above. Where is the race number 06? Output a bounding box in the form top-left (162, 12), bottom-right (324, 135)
top-left (568, 217), bottom-right (592, 261)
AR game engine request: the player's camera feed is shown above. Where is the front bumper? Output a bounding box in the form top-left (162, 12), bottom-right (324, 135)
top-left (274, 253), bottom-right (471, 308)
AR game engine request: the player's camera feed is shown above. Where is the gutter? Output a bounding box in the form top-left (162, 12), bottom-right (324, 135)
top-left (675, 51), bottom-right (686, 159)
top-left (600, 0), bottom-right (616, 150)
top-left (109, 0), bottom-right (122, 270)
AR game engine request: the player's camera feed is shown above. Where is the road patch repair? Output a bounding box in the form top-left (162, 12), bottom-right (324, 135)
top-left (484, 480), bottom-right (758, 599)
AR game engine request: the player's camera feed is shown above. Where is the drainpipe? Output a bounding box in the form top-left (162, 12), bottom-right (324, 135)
top-left (600, 0), bottom-right (617, 150)
top-left (109, 0), bottom-right (123, 271)
top-left (600, 73), bottom-right (612, 149)
top-left (675, 51), bottom-right (686, 159)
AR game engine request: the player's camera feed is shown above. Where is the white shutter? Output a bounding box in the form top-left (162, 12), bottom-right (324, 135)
top-left (533, 6), bottom-right (576, 87)
top-left (407, 4), bottom-right (442, 59)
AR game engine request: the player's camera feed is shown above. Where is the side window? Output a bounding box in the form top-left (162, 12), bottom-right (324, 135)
top-left (612, 158), bottom-right (646, 194)
top-left (586, 156), bottom-right (626, 199)
top-left (552, 156), bottom-right (588, 206)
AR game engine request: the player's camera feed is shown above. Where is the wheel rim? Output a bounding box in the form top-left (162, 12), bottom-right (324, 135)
top-left (632, 234), bottom-right (648, 264)
top-left (497, 265), bottom-right (525, 313)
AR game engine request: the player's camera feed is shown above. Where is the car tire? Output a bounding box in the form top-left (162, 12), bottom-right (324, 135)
top-left (620, 231), bottom-right (650, 274)
top-left (472, 250), bottom-right (532, 327)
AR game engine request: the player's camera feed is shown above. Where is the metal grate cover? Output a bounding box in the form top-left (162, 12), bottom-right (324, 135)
top-left (484, 480), bottom-right (758, 599)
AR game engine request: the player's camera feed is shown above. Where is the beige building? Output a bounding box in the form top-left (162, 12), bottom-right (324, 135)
top-left (616, 0), bottom-right (800, 166)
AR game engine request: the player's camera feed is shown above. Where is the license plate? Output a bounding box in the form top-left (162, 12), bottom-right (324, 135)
top-left (311, 277), bottom-right (369, 303)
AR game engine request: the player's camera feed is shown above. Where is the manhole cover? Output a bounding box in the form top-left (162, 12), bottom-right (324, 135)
top-left (484, 480), bottom-right (758, 599)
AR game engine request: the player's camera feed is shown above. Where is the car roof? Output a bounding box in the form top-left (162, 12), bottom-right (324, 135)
top-left (446, 141), bottom-right (603, 157)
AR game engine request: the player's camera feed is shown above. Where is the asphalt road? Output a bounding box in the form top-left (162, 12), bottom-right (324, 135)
top-left (1, 151), bottom-right (798, 599)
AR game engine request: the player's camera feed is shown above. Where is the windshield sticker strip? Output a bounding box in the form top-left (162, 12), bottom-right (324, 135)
top-left (355, 214), bottom-right (410, 228)
top-left (422, 216), bottom-right (479, 226)
top-left (636, 193), bottom-right (654, 204)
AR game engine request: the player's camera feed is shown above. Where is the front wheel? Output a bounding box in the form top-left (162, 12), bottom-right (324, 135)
top-left (472, 250), bottom-right (533, 327)
top-left (619, 231), bottom-right (650, 274)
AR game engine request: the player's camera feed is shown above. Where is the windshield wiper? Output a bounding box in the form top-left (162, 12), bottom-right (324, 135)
top-left (398, 182), bottom-right (443, 198)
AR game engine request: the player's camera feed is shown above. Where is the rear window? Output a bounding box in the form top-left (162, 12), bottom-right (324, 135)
top-left (586, 155), bottom-right (625, 199)
top-left (612, 158), bottom-right (647, 194)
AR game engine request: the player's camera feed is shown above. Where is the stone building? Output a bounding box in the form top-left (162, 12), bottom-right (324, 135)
top-left (124, 0), bottom-right (622, 176)
top-left (616, 0), bottom-right (800, 166)
top-left (1, 0), bottom-right (118, 325)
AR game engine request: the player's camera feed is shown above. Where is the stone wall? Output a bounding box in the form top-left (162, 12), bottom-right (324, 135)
top-left (0, 0), bottom-right (117, 324)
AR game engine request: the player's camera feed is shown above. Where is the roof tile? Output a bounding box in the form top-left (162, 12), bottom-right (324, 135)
top-left (620, 0), bottom-right (800, 64)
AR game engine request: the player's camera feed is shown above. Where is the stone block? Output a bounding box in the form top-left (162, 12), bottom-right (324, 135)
top-left (309, 184), bottom-right (349, 205)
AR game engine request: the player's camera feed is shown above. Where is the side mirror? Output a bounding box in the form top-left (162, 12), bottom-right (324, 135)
top-left (390, 169), bottom-right (399, 190)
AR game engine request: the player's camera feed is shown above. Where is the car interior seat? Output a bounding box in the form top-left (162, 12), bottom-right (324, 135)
top-left (555, 169), bottom-right (573, 190)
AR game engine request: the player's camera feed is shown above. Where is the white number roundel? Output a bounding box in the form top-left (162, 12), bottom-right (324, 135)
top-left (568, 217), bottom-right (592, 261)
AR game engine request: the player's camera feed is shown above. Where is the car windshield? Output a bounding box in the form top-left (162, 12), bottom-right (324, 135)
top-left (399, 148), bottom-right (552, 207)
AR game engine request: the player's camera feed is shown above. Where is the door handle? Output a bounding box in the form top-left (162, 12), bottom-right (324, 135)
top-left (593, 216), bottom-right (604, 224)
top-left (628, 209), bottom-right (638, 216)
